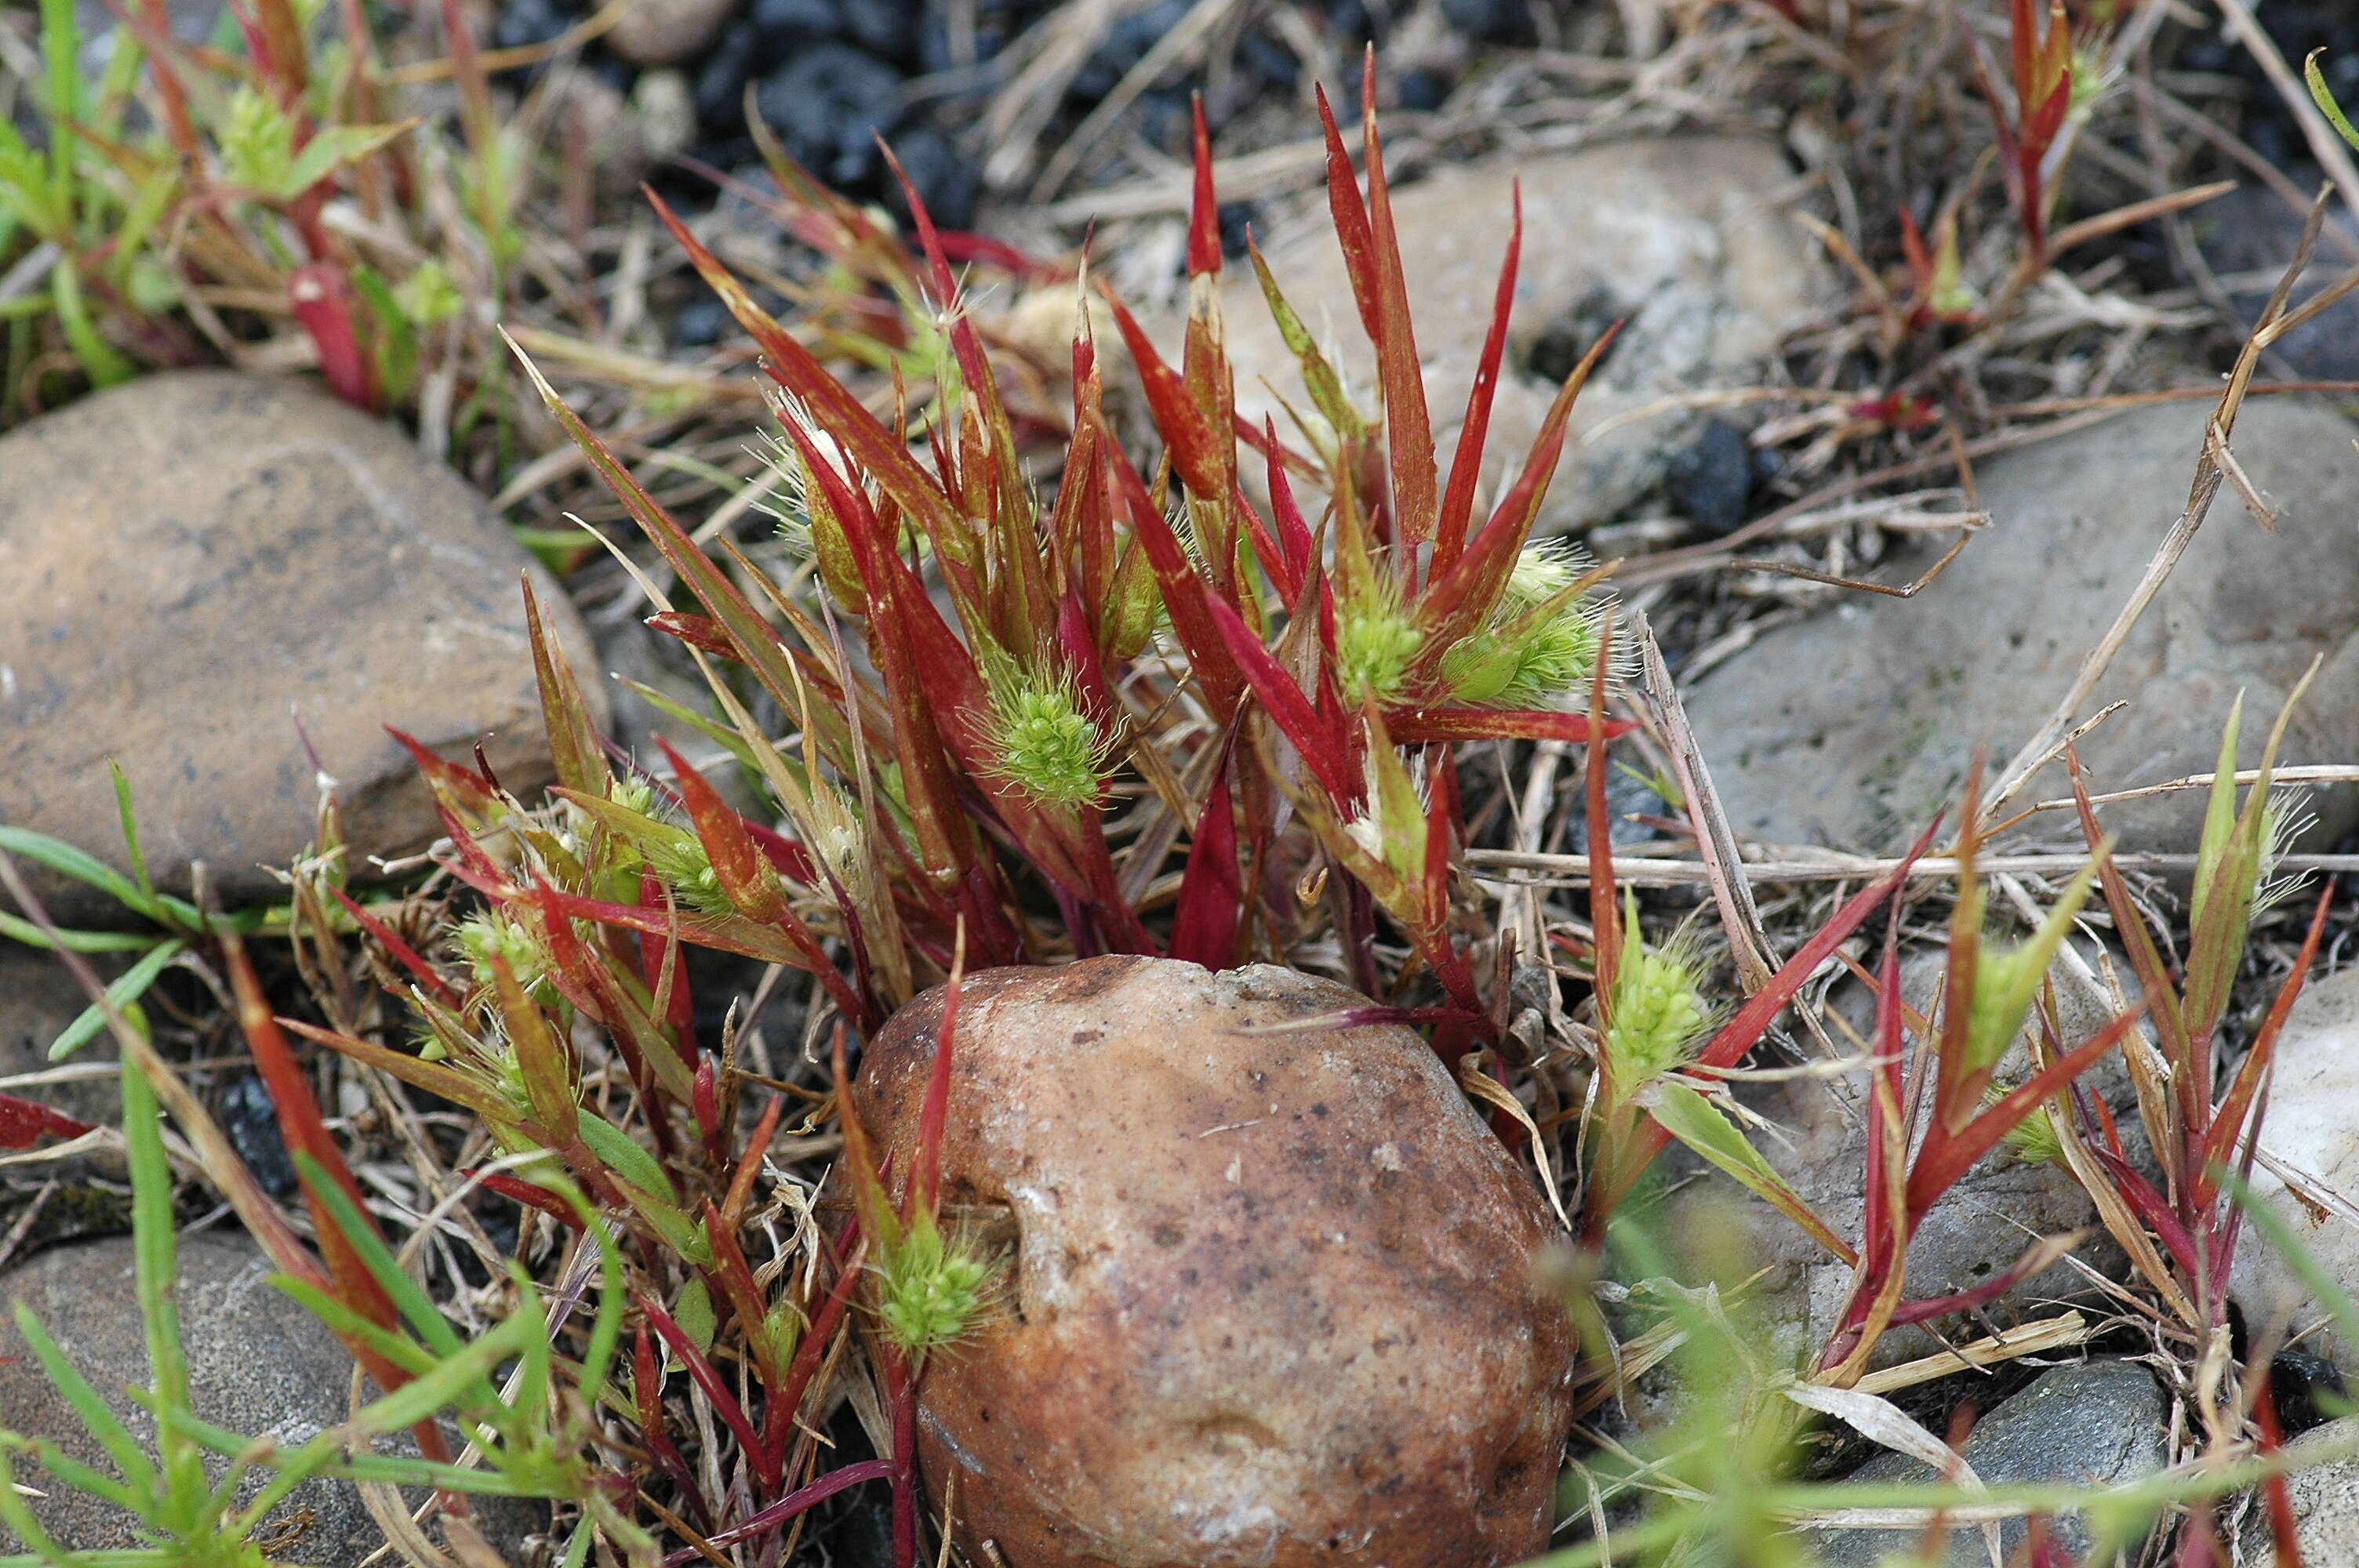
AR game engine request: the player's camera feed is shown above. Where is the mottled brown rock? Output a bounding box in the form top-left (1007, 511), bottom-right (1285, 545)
top-left (0, 1232), bottom-right (547, 1566)
top-left (0, 372), bottom-right (605, 920)
top-left (853, 956), bottom-right (1574, 1568)
top-left (1181, 138), bottom-right (1829, 536)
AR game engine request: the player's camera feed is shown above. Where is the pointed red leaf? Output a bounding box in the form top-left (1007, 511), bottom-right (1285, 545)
top-left (1169, 737), bottom-right (1243, 970)
top-left (1434, 182), bottom-right (1521, 573)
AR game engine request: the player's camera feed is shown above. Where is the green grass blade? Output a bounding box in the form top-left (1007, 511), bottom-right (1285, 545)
top-left (347, 1316), bottom-right (535, 1439)
top-left (0, 829), bottom-right (183, 927)
top-left (0, 917), bottom-right (159, 953)
top-left (264, 1276), bottom-right (449, 1387)
top-left (107, 764), bottom-right (154, 906)
top-left (48, 260), bottom-right (134, 390)
top-left (286, 1152), bottom-right (466, 1359)
top-left (37, 0), bottom-right (78, 209)
top-left (0, 1441), bottom-right (80, 1567)
top-left (5, 1439), bottom-right (144, 1516)
top-left (119, 1053), bottom-right (204, 1509)
top-left (10, 1305), bottom-right (156, 1499)
top-left (49, 939), bottom-right (183, 1061)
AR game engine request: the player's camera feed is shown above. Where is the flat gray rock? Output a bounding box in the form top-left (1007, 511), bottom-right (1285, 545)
top-left (0, 372), bottom-right (605, 920)
top-left (1180, 137), bottom-right (1830, 537)
top-left (2240, 1417), bottom-right (2359, 1563)
top-left (0, 1232), bottom-right (546, 1566)
top-left (1808, 1361), bottom-right (2168, 1566)
top-left (2229, 964), bottom-right (2359, 1370)
top-left (1686, 398), bottom-right (2359, 853)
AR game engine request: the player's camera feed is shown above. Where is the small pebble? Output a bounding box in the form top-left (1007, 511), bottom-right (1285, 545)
top-left (218, 1075), bottom-right (298, 1200)
top-left (751, 0), bottom-right (844, 47)
top-left (1397, 67), bottom-right (1449, 111)
top-left (838, 0), bottom-right (914, 62)
top-left (1441, 0), bottom-right (1527, 41)
top-left (885, 124), bottom-right (979, 229)
top-left (755, 42), bottom-right (905, 188)
top-left (692, 21), bottom-right (760, 130)
top-left (1665, 418), bottom-right (1755, 537)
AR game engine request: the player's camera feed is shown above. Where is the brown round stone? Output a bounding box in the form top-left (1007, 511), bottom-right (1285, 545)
top-left (852, 956), bottom-right (1574, 1568)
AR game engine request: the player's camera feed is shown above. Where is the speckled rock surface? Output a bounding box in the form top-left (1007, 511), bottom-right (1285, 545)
top-left (1685, 399), bottom-right (2359, 853)
top-left (852, 956), bottom-right (1575, 1568)
top-left (0, 1232), bottom-right (547, 1566)
top-left (1187, 137), bottom-right (1828, 537)
top-left (0, 371), bottom-right (605, 920)
top-left (2240, 1417), bottom-right (2359, 1563)
top-left (2230, 964), bottom-right (2359, 1369)
top-left (1810, 1362), bottom-right (2169, 1566)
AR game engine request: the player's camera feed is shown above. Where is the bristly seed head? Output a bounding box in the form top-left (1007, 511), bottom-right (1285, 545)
top-left (1336, 598), bottom-right (1422, 706)
top-left (219, 86), bottom-right (296, 194)
top-left (871, 1208), bottom-right (996, 1359)
top-left (983, 677), bottom-right (1114, 810)
top-left (456, 911), bottom-right (550, 996)
top-left (1443, 541), bottom-right (1611, 708)
top-left (2002, 1093), bottom-right (2068, 1167)
top-left (645, 832), bottom-right (737, 920)
top-left (1601, 895), bottom-right (1714, 1102)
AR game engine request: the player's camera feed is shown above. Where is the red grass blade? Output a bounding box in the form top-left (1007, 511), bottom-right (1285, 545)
top-left (1201, 593), bottom-right (1357, 805)
top-left (329, 887), bottom-right (459, 1005)
top-left (659, 739), bottom-right (790, 927)
top-left (289, 263), bottom-right (376, 412)
top-left (2200, 881), bottom-right (2333, 1190)
top-left (1420, 322), bottom-right (1619, 651)
top-left (646, 191), bottom-right (959, 545)
top-left (1315, 62), bottom-right (1438, 543)
top-left (1885, 1229), bottom-right (2081, 1325)
top-left (1434, 182), bottom-right (1521, 574)
top-left (1386, 707), bottom-right (1636, 746)
top-left (914, 933), bottom-right (965, 1218)
top-left (227, 936), bottom-right (423, 1407)
top-left (642, 1296), bottom-right (776, 1490)
top-left (524, 573), bottom-right (610, 798)
top-left (1170, 738), bottom-right (1244, 971)
top-left (0, 1094), bottom-right (92, 1149)
top-left (1908, 1006), bottom-right (2146, 1216)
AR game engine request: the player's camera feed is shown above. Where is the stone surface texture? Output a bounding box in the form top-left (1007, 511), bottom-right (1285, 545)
top-left (0, 946), bottom-right (122, 1129)
top-left (1696, 944), bottom-right (2146, 1370)
top-left (2239, 1417), bottom-right (2359, 1563)
top-left (0, 1232), bottom-right (546, 1566)
top-left (1685, 399), bottom-right (2359, 853)
top-left (607, 0), bottom-right (736, 64)
top-left (852, 955), bottom-right (1574, 1568)
top-left (1184, 137), bottom-right (1828, 536)
top-left (0, 372), bottom-right (605, 920)
top-left (2229, 964), bottom-right (2359, 1368)
top-left (1811, 1362), bottom-right (2169, 1566)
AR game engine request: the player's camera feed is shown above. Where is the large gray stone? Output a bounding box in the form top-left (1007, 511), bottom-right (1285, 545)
top-left (0, 1232), bottom-right (547, 1566)
top-left (1183, 137), bottom-right (1830, 537)
top-left (2229, 964), bottom-right (2359, 1370)
top-left (0, 372), bottom-right (606, 920)
top-left (1808, 1361), bottom-right (2169, 1566)
top-left (2240, 1417), bottom-right (2359, 1563)
top-left (1686, 399), bottom-right (2359, 853)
